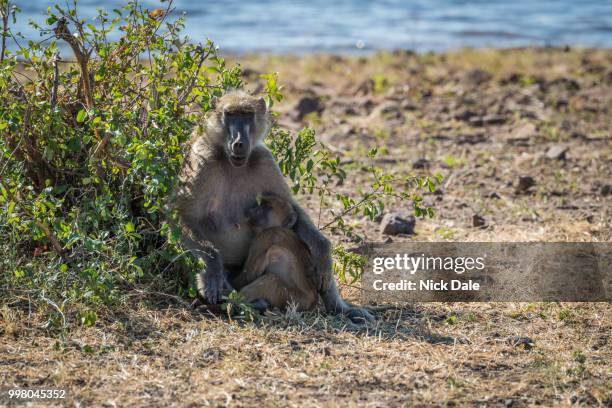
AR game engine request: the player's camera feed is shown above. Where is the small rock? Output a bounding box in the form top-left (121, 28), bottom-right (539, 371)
top-left (399, 100), bottom-right (418, 111)
top-left (370, 100), bottom-right (402, 119)
top-left (457, 133), bottom-right (487, 145)
top-left (289, 340), bottom-right (301, 352)
top-left (555, 98), bottom-right (568, 108)
top-left (376, 100), bottom-right (400, 115)
top-left (469, 114), bottom-right (506, 127)
top-left (240, 67), bottom-right (260, 79)
top-left (463, 68), bottom-right (492, 86)
top-left (546, 77), bottom-right (580, 93)
top-left (454, 109), bottom-right (478, 121)
top-left (601, 185), bottom-right (611, 196)
top-left (545, 145), bottom-right (569, 160)
top-left (507, 122), bottom-right (537, 144)
top-left (357, 97), bottom-right (376, 112)
top-left (507, 336), bottom-right (535, 350)
top-left (516, 175), bottom-right (536, 193)
top-left (381, 213), bottom-right (416, 236)
top-left (571, 131), bottom-right (586, 139)
top-left (353, 78), bottom-right (374, 96)
top-left (489, 192), bottom-right (501, 199)
top-left (472, 214), bottom-right (487, 228)
top-left (412, 158), bottom-right (430, 169)
top-left (295, 95), bottom-right (323, 120)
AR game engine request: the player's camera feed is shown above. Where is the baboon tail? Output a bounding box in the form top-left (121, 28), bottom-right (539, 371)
top-left (321, 280), bottom-right (375, 323)
top-left (321, 280), bottom-right (352, 313)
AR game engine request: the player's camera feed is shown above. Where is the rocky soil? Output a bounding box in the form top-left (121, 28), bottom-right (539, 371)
top-left (239, 47), bottom-right (611, 244)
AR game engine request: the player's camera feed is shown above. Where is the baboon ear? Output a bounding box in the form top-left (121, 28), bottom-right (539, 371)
top-left (283, 212), bottom-right (297, 229)
top-left (256, 97), bottom-right (267, 113)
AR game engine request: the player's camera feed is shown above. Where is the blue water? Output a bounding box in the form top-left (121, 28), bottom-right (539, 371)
top-left (11, 0), bottom-right (612, 53)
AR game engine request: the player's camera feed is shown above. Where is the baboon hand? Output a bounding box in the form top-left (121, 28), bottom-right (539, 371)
top-left (203, 268), bottom-right (225, 304)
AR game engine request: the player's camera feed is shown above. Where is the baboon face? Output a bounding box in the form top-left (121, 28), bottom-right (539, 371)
top-left (224, 110), bottom-right (254, 167)
top-left (209, 91), bottom-right (269, 168)
top-left (246, 194), bottom-right (297, 230)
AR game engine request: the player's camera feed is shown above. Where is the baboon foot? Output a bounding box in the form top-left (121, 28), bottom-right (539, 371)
top-left (250, 298), bottom-right (270, 313)
top-left (345, 306), bottom-right (375, 324)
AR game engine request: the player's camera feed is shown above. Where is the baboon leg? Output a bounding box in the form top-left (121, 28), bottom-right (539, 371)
top-left (265, 245), bottom-right (316, 310)
top-left (239, 245), bottom-right (316, 310)
top-left (240, 273), bottom-right (290, 309)
top-left (233, 251), bottom-right (269, 290)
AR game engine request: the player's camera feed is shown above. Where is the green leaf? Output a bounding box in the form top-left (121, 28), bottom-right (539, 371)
top-left (76, 109), bottom-right (87, 123)
top-left (427, 178), bottom-right (436, 193)
top-left (7, 201), bottom-right (15, 216)
top-left (81, 310), bottom-right (98, 327)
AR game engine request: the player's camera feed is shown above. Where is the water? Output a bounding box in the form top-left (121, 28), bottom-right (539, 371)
top-left (11, 0), bottom-right (612, 53)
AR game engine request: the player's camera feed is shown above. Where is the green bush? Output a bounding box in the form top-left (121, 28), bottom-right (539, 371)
top-left (0, 0), bottom-right (437, 331)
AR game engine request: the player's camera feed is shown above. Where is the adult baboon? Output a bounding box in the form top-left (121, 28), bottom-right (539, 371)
top-left (175, 90), bottom-right (373, 323)
top-left (235, 193), bottom-right (316, 311)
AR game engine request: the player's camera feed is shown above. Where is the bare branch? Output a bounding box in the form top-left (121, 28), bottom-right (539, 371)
top-left (177, 45), bottom-right (213, 106)
top-left (50, 51), bottom-right (60, 109)
top-left (0, 0), bottom-right (8, 64)
top-left (54, 18), bottom-right (93, 109)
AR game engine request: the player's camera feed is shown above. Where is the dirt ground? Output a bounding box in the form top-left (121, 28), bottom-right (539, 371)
top-left (1, 48), bottom-right (611, 407)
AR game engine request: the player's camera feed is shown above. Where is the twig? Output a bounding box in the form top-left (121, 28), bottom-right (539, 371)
top-left (340, 156), bottom-right (399, 165)
top-left (319, 193), bottom-right (375, 231)
top-left (40, 293), bottom-right (66, 328)
top-left (53, 19), bottom-right (113, 179)
top-left (34, 221), bottom-right (67, 259)
top-left (177, 45), bottom-right (213, 106)
top-left (0, 0), bottom-right (8, 64)
top-left (50, 51), bottom-right (60, 109)
top-left (130, 289), bottom-right (191, 308)
top-left (54, 18), bottom-right (93, 109)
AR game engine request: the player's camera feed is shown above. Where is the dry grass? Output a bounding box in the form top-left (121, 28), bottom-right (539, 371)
top-left (1, 303), bottom-right (610, 406)
top-left (1, 47), bottom-right (611, 407)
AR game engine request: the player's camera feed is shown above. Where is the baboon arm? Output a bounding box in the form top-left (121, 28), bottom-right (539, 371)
top-left (289, 202), bottom-right (375, 323)
top-left (181, 218), bottom-right (227, 304)
top-left (234, 242), bottom-right (269, 289)
top-left (291, 204), bottom-right (333, 292)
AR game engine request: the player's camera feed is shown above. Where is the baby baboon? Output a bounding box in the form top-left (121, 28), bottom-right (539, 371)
top-left (175, 90), bottom-right (373, 323)
top-left (233, 193), bottom-right (316, 311)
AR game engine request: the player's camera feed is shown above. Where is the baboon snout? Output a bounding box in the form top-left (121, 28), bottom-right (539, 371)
top-left (226, 117), bottom-right (252, 167)
top-left (231, 138), bottom-right (248, 157)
